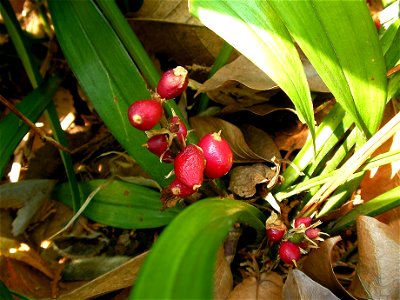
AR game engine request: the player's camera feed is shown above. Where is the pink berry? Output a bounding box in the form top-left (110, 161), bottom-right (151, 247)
top-left (169, 178), bottom-right (196, 197)
top-left (294, 217), bottom-right (312, 228)
top-left (169, 116), bottom-right (187, 145)
top-left (198, 132), bottom-right (233, 179)
top-left (305, 228), bottom-right (320, 239)
top-left (128, 99), bottom-right (163, 131)
top-left (144, 135), bottom-right (169, 157)
top-left (267, 228), bottom-right (286, 243)
top-left (279, 241), bottom-right (301, 265)
top-left (174, 144), bottom-right (205, 191)
top-left (157, 66), bottom-right (189, 99)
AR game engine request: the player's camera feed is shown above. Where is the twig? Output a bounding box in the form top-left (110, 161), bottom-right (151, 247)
top-left (0, 94), bottom-right (71, 153)
top-left (387, 64), bottom-right (400, 77)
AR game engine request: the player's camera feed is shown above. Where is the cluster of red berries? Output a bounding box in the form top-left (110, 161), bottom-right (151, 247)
top-left (266, 213), bottom-right (325, 265)
top-left (127, 66), bottom-right (234, 197)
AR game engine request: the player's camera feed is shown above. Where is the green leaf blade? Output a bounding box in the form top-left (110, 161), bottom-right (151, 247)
top-left (131, 198), bottom-right (265, 299)
top-left (55, 180), bottom-right (181, 229)
top-left (190, 0), bottom-right (316, 141)
top-left (47, 1), bottom-right (172, 186)
top-left (270, 0), bottom-right (387, 137)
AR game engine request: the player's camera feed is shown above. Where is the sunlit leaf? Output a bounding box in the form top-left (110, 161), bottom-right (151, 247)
top-left (190, 0), bottom-right (316, 142)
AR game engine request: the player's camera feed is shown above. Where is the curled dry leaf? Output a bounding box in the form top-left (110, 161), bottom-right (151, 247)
top-left (128, 0), bottom-right (225, 66)
top-left (227, 272), bottom-right (283, 300)
top-left (355, 215), bottom-right (400, 299)
top-left (301, 236), bottom-right (355, 300)
top-left (283, 269), bottom-right (340, 300)
top-left (242, 124), bottom-right (281, 161)
top-left (214, 247), bottom-right (233, 300)
top-left (228, 164), bottom-right (277, 198)
top-left (190, 116), bottom-right (276, 162)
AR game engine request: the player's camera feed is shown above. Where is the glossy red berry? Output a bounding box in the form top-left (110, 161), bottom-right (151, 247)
top-left (305, 228), bottom-right (320, 239)
top-left (169, 116), bottom-right (187, 145)
top-left (169, 178), bottom-right (196, 197)
top-left (161, 150), bottom-right (175, 163)
top-left (198, 132), bottom-right (233, 179)
top-left (174, 144), bottom-right (205, 191)
top-left (144, 134), bottom-right (169, 157)
top-left (294, 217), bottom-right (312, 228)
top-left (127, 99), bottom-right (163, 131)
top-left (267, 228), bottom-right (286, 243)
top-left (157, 66), bottom-right (189, 99)
top-left (279, 241), bottom-right (301, 265)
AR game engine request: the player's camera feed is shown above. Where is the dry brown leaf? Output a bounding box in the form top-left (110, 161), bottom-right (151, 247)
top-left (214, 247), bottom-right (233, 300)
top-left (228, 164), bottom-right (277, 198)
top-left (283, 269), bottom-right (340, 300)
top-left (356, 215), bottom-right (400, 299)
top-left (57, 252), bottom-right (147, 299)
top-left (227, 272), bottom-right (283, 300)
top-left (190, 116), bottom-right (271, 163)
top-left (242, 125), bottom-right (281, 161)
top-left (222, 103), bottom-right (294, 117)
top-left (301, 236), bottom-right (355, 300)
top-left (0, 236), bottom-right (54, 279)
top-left (273, 123), bottom-right (309, 153)
top-left (0, 256), bottom-right (54, 299)
top-left (128, 0), bottom-right (226, 66)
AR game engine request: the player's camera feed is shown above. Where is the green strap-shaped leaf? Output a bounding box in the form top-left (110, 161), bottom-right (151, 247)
top-left (47, 1), bottom-right (172, 186)
top-left (131, 198), bottom-right (265, 299)
top-left (269, 0), bottom-right (387, 137)
top-left (0, 77), bottom-right (61, 177)
top-left (54, 180), bottom-right (181, 229)
top-left (190, 0), bottom-right (316, 142)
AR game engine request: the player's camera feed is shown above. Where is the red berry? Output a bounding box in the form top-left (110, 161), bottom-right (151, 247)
top-left (267, 228), bottom-right (286, 243)
top-left (169, 178), bottom-right (196, 197)
top-left (294, 217), bottom-right (312, 228)
top-left (174, 144), bottom-right (205, 191)
top-left (305, 228), bottom-right (320, 239)
top-left (198, 132), bottom-right (233, 179)
top-left (161, 150), bottom-right (175, 163)
top-left (279, 241), bottom-right (301, 265)
top-left (144, 135), bottom-right (169, 157)
top-left (128, 99), bottom-right (163, 131)
top-left (157, 66), bottom-right (189, 99)
top-left (169, 116), bottom-right (187, 145)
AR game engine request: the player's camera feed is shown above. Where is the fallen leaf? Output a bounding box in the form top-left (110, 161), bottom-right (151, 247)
top-left (128, 0), bottom-right (226, 66)
top-left (229, 164), bottom-right (277, 198)
top-left (58, 252), bottom-right (147, 299)
top-left (227, 272), bottom-right (283, 300)
top-left (214, 247), bottom-right (233, 300)
top-left (301, 236), bottom-right (355, 299)
top-left (0, 236), bottom-right (54, 279)
top-left (62, 256), bottom-right (131, 281)
top-left (242, 125), bottom-right (281, 161)
top-left (190, 116), bottom-right (270, 162)
top-left (356, 215), bottom-right (400, 299)
top-left (283, 269), bottom-right (340, 300)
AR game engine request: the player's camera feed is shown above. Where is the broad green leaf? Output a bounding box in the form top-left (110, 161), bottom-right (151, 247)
top-left (131, 198), bottom-right (265, 299)
top-left (190, 0), bottom-right (316, 142)
top-left (47, 1), bottom-right (172, 186)
top-left (0, 77), bottom-right (61, 177)
top-left (269, 0), bottom-right (387, 137)
top-left (54, 180), bottom-right (181, 229)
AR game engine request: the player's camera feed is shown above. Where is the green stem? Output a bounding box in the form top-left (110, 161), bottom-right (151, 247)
top-left (0, 0), bottom-right (81, 211)
top-left (95, 0), bottom-right (198, 144)
top-left (327, 185), bottom-right (400, 234)
top-left (197, 41), bottom-right (234, 113)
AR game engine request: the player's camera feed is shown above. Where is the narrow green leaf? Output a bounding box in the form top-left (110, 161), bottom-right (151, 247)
top-left (0, 77), bottom-right (61, 177)
top-left (54, 180), bottom-right (181, 229)
top-left (190, 0), bottom-right (316, 142)
top-left (47, 1), bottom-right (172, 186)
top-left (131, 198), bottom-right (265, 299)
top-left (270, 0), bottom-right (387, 137)
top-left (327, 185), bottom-right (400, 234)
top-left (0, 280), bottom-right (14, 300)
